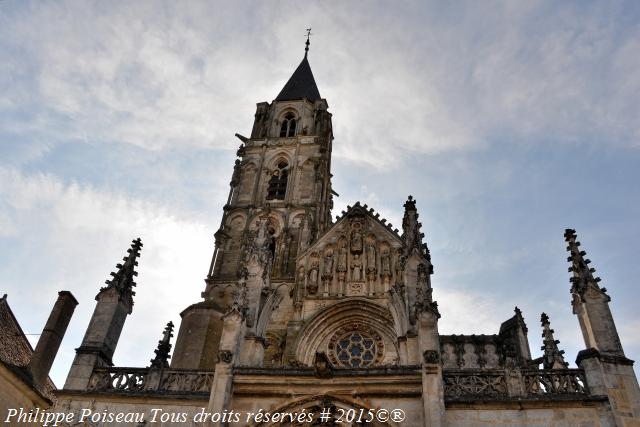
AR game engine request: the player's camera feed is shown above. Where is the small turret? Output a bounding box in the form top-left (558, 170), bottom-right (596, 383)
top-left (565, 229), bottom-right (623, 355)
top-left (99, 237), bottom-right (142, 311)
top-left (498, 307), bottom-right (532, 367)
top-left (401, 196), bottom-right (431, 264)
top-left (64, 238), bottom-right (143, 390)
top-left (150, 321), bottom-right (174, 369)
top-left (566, 229), bottom-right (640, 424)
top-left (539, 313), bottom-right (568, 369)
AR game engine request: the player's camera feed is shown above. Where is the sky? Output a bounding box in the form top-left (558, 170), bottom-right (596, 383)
top-left (1, 0), bottom-right (639, 386)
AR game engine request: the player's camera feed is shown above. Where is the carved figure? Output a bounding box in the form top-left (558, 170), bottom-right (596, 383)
top-left (297, 266), bottom-right (305, 284)
top-left (254, 219), bottom-right (269, 248)
top-left (324, 250), bottom-right (334, 275)
top-left (395, 250), bottom-right (406, 283)
top-left (309, 265), bottom-right (318, 284)
top-left (308, 263), bottom-right (319, 295)
top-left (299, 217), bottom-right (310, 252)
top-left (351, 229), bottom-right (363, 253)
top-left (366, 241), bottom-right (376, 271)
top-left (417, 263), bottom-right (428, 287)
top-left (337, 245), bottom-right (347, 271)
top-left (351, 254), bottom-right (362, 281)
top-left (381, 248), bottom-right (391, 275)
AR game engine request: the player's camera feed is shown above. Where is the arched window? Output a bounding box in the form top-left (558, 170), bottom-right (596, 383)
top-left (279, 113), bottom-right (297, 137)
top-left (266, 161), bottom-right (288, 200)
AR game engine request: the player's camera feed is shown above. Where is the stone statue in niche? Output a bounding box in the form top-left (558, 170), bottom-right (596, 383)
top-left (351, 254), bottom-right (363, 281)
top-left (366, 241), bottom-right (376, 272)
top-left (308, 261), bottom-right (319, 294)
top-left (337, 244), bottom-right (347, 272)
top-left (297, 266), bottom-right (305, 284)
top-left (323, 249), bottom-right (334, 277)
top-left (381, 248), bottom-right (391, 276)
top-left (351, 228), bottom-right (363, 253)
top-left (395, 250), bottom-right (406, 283)
top-left (254, 219), bottom-right (269, 248)
top-left (299, 217), bottom-right (310, 253)
top-left (230, 160), bottom-right (241, 186)
top-left (417, 263), bottom-right (428, 288)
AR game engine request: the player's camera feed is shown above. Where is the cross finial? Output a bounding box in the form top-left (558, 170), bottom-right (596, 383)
top-left (305, 28), bottom-right (312, 58)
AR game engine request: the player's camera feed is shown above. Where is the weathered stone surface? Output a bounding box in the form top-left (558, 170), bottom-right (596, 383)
top-left (48, 46), bottom-right (640, 427)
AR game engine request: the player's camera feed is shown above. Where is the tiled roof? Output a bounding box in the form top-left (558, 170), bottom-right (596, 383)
top-left (0, 294), bottom-right (56, 401)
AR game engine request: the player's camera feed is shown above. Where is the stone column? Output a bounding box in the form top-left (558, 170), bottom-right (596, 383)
top-left (418, 310), bottom-right (444, 427)
top-left (577, 350), bottom-right (640, 426)
top-left (207, 310), bottom-right (244, 426)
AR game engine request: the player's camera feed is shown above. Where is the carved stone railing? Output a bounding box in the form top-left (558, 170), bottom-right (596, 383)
top-left (88, 367), bottom-right (214, 395)
top-left (443, 370), bottom-right (508, 399)
top-left (159, 370), bottom-right (214, 393)
top-left (444, 368), bottom-right (590, 401)
top-left (88, 367), bottom-right (148, 392)
top-left (522, 369), bottom-right (588, 396)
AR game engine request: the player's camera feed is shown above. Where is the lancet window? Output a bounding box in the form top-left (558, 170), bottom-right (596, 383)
top-left (266, 161), bottom-right (289, 200)
top-left (279, 113), bottom-right (297, 137)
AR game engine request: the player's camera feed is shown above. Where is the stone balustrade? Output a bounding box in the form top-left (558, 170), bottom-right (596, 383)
top-left (88, 367), bottom-right (214, 395)
top-left (444, 368), bottom-right (589, 401)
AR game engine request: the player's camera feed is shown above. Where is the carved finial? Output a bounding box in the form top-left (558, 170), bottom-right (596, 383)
top-left (540, 312), bottom-right (550, 325)
top-left (99, 238), bottom-right (143, 307)
top-left (304, 28), bottom-right (312, 58)
top-left (565, 228), bottom-right (603, 297)
top-left (403, 195), bottom-right (417, 211)
top-left (539, 313), bottom-right (568, 369)
top-left (150, 321), bottom-right (174, 369)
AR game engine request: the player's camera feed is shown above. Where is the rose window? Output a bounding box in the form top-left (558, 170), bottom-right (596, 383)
top-left (328, 324), bottom-right (384, 368)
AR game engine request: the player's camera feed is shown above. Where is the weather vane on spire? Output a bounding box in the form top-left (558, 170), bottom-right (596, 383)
top-left (305, 28), bottom-right (312, 57)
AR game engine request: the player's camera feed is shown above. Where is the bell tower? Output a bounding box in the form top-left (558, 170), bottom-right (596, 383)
top-left (206, 36), bottom-right (334, 285)
top-left (170, 35), bottom-right (334, 370)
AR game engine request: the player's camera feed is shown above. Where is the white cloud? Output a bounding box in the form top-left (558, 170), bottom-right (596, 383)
top-left (0, 167), bottom-right (214, 386)
top-left (436, 288), bottom-right (507, 335)
top-left (2, 2), bottom-right (638, 170)
top-left (0, 0), bottom-right (638, 382)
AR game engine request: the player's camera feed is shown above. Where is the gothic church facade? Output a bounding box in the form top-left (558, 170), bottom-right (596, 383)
top-left (55, 43), bottom-right (640, 426)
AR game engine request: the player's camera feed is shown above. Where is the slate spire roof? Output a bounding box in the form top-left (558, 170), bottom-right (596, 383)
top-left (275, 44), bottom-right (321, 102)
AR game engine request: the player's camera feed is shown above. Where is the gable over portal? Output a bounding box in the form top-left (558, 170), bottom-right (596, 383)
top-left (295, 202), bottom-right (405, 302)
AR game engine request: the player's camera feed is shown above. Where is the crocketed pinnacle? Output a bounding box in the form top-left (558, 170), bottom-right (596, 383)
top-left (401, 195), bottom-right (431, 262)
top-left (540, 313), bottom-right (568, 369)
top-left (150, 321), bottom-right (174, 369)
top-left (99, 238), bottom-right (143, 304)
top-left (564, 229), bottom-right (604, 297)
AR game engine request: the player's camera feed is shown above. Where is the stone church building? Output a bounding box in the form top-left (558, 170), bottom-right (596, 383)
top-left (53, 41), bottom-right (640, 426)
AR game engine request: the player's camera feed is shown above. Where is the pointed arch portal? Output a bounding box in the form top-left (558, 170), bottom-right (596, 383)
top-left (293, 298), bottom-right (399, 366)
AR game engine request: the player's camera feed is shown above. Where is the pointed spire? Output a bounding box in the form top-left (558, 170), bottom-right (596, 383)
top-left (564, 229), bottom-right (605, 298)
top-left (99, 238), bottom-right (143, 306)
top-left (275, 30), bottom-right (321, 102)
top-left (150, 321), bottom-right (174, 369)
top-left (401, 196), bottom-right (431, 262)
top-left (540, 313), bottom-right (568, 369)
